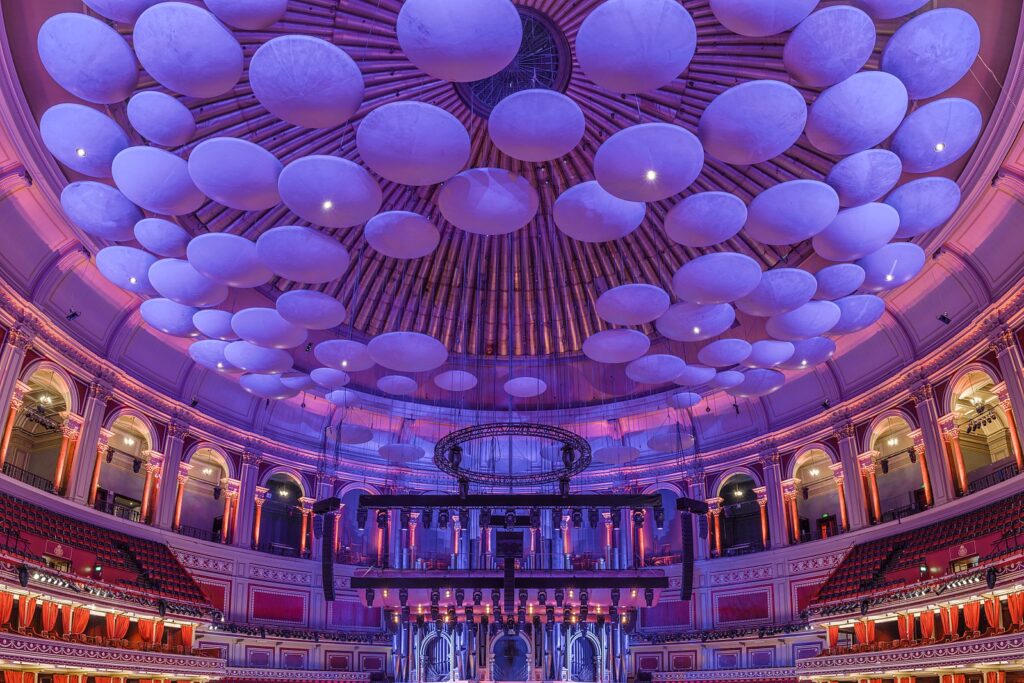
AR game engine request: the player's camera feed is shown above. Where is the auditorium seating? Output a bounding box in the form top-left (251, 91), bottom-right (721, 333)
top-left (0, 491), bottom-right (209, 606)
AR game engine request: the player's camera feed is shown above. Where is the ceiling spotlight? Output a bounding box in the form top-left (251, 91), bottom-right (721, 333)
top-left (66, 309), bottom-right (80, 321)
top-left (884, 274), bottom-right (894, 282)
top-left (821, 399), bottom-right (831, 410)
top-left (692, 326), bottom-right (701, 335)
top-left (341, 360), bottom-right (348, 368)
top-left (808, 468), bottom-right (820, 477)
top-left (934, 142), bottom-right (946, 152)
top-left (937, 313), bottom-right (952, 325)
top-left (800, 359), bottom-right (808, 367)
top-left (75, 148), bottom-right (87, 158)
top-left (322, 199), bottom-right (334, 211)
top-left (128, 276), bottom-right (138, 284)
top-left (216, 361), bottom-right (224, 369)
top-left (644, 169), bottom-right (657, 182)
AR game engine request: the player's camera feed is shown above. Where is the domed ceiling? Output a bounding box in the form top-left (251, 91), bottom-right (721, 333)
top-left (6, 0), bottom-right (1021, 418)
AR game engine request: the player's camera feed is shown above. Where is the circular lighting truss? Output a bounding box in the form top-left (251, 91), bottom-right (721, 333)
top-left (433, 422), bottom-right (592, 489)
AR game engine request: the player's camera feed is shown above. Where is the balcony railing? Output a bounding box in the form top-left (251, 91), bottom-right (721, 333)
top-left (1, 462), bottom-right (54, 494)
top-left (93, 499), bottom-right (141, 523)
top-left (176, 524), bottom-right (215, 542)
top-left (967, 461), bottom-right (1019, 494)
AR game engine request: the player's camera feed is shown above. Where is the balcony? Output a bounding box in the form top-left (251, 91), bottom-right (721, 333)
top-left (1, 462), bottom-right (53, 495)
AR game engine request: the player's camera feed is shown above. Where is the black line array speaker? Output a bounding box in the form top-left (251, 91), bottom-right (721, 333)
top-left (680, 512), bottom-right (694, 601)
top-left (322, 512), bottom-right (336, 601)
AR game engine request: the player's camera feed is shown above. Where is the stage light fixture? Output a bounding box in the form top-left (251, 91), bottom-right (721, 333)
top-left (588, 507), bottom-right (599, 528)
top-left (356, 507), bottom-right (368, 529)
top-left (376, 509), bottom-right (388, 529)
top-left (438, 508), bottom-right (450, 528)
top-left (422, 507), bottom-right (433, 529)
top-left (572, 507), bottom-right (583, 528)
top-left (653, 505), bottom-right (664, 529)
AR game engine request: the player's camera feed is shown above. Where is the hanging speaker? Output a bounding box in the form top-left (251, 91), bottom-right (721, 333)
top-left (322, 512), bottom-right (336, 601)
top-left (680, 512), bottom-right (694, 601)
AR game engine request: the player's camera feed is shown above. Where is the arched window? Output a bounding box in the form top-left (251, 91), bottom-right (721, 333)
top-left (95, 414), bottom-right (153, 521)
top-left (642, 488), bottom-right (682, 564)
top-left (716, 473), bottom-right (761, 555)
top-left (257, 472), bottom-right (306, 556)
top-left (949, 370), bottom-right (1019, 492)
top-left (3, 368), bottom-right (73, 492)
top-left (338, 487), bottom-right (375, 565)
top-left (177, 447), bottom-right (232, 542)
top-left (792, 449), bottom-right (842, 541)
top-left (870, 415), bottom-right (926, 520)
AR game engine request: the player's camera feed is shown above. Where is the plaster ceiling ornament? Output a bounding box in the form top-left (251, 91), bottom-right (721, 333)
top-left (779, 335), bottom-right (837, 370)
top-left (574, 0), bottom-right (696, 93)
top-left (377, 375), bottom-right (418, 396)
top-left (133, 3), bottom-right (243, 99)
top-left (812, 203), bottom-right (901, 262)
top-left (204, 0), bottom-right (289, 31)
top-left (379, 444), bottom-right (426, 464)
top-left (188, 138), bottom-right (282, 212)
top-left (890, 98), bottom-right (983, 174)
top-left (881, 9), bottom-right (980, 100)
top-left (314, 339), bottom-right (375, 372)
top-left (735, 268), bottom-right (818, 318)
top-left (814, 264), bottom-right (866, 301)
top-left (582, 329), bottom-right (651, 364)
top-left (334, 424), bottom-right (374, 445)
top-left (709, 0), bottom-right (818, 37)
top-left (37, 13), bottom-right (138, 104)
top-left (849, 0), bottom-right (928, 20)
top-left (831, 294), bottom-right (886, 334)
top-left (783, 6), bottom-right (875, 88)
top-left (743, 340), bottom-right (796, 369)
top-left (396, 0), bottom-right (521, 82)
top-left (40, 104), bottom-right (129, 178)
top-left (826, 150), bottom-right (903, 208)
top-left (249, 35), bottom-right (363, 129)
top-left (698, 80), bottom-right (807, 165)
top-left (61, 182), bottom-right (141, 241)
top-left (672, 364), bottom-right (716, 388)
top-left (356, 102), bottom-right (470, 186)
top-left (765, 300), bottom-right (841, 341)
top-left (666, 391), bottom-right (702, 410)
top-left (488, 90), bottom-right (585, 162)
top-left (188, 340), bottom-right (238, 373)
top-left (648, 427), bottom-right (695, 453)
top-left (278, 156), bottom-right (381, 229)
top-left (625, 354), bottom-right (686, 385)
top-left (742, 180), bottom-right (839, 246)
top-left (310, 367), bottom-right (351, 390)
top-left (696, 339), bottom-right (752, 367)
top-left (134, 218), bottom-right (189, 258)
top-left (111, 146), bottom-right (205, 216)
top-left (593, 123), bottom-right (704, 202)
top-left (326, 388), bottom-right (361, 407)
top-left (186, 233), bottom-right (272, 288)
top-left (710, 370), bottom-right (745, 389)
top-left (147, 258), bottom-right (228, 308)
top-left (805, 71), bottom-right (909, 156)
top-left (224, 341), bottom-right (294, 374)
top-left (83, 0), bottom-right (163, 23)
top-left (592, 445), bottom-right (639, 465)
top-left (727, 368), bottom-right (787, 398)
top-left (192, 309), bottom-right (238, 341)
top-left (887, 177), bottom-right (962, 239)
top-left (255, 226), bottom-right (350, 284)
top-left (504, 376), bottom-right (548, 398)
top-left (434, 370), bottom-right (478, 392)
top-left (364, 212), bottom-right (440, 260)
top-left (126, 92), bottom-right (195, 148)
top-left (857, 242), bottom-right (926, 291)
top-left (663, 192), bottom-right (747, 248)
top-left (239, 373), bottom-right (299, 400)
top-left (437, 167), bottom-right (539, 235)
top-left (280, 372), bottom-right (316, 391)
top-left (139, 298), bottom-right (200, 338)
top-left (368, 332), bottom-right (448, 373)
top-left (96, 246), bottom-right (158, 296)
top-left (655, 302), bottom-right (736, 343)
top-left (672, 253), bottom-right (762, 305)
top-left (595, 284), bottom-right (670, 326)
top-left (276, 290), bottom-right (347, 330)
top-left (230, 308), bottom-right (307, 350)
top-left (553, 182), bottom-right (646, 243)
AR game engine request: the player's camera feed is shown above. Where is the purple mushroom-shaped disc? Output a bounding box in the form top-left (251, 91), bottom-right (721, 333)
top-left (594, 124), bottom-right (704, 202)
top-left (698, 80), bottom-right (807, 165)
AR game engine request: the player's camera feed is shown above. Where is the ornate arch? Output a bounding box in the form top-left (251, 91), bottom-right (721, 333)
top-left (862, 409), bottom-right (919, 453)
top-left (942, 361), bottom-right (1003, 413)
top-left (260, 465), bottom-right (308, 496)
top-left (566, 629), bottom-right (603, 683)
top-left (183, 441), bottom-right (237, 480)
top-left (709, 466), bottom-right (763, 498)
top-left (336, 480), bottom-right (382, 498)
top-left (641, 481), bottom-right (684, 497)
top-left (787, 443), bottom-right (839, 480)
top-left (19, 359), bottom-right (79, 414)
top-left (103, 406), bottom-right (160, 453)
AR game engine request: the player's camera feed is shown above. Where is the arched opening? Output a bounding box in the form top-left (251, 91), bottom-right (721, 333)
top-left (94, 414), bottom-right (153, 522)
top-left (177, 447), bottom-right (231, 542)
top-left (420, 632), bottom-right (453, 683)
top-left (792, 449), bottom-right (842, 542)
top-left (256, 472), bottom-right (306, 557)
top-left (870, 416), bottom-right (927, 521)
top-left (337, 487), bottom-right (375, 565)
top-left (570, 633), bottom-right (599, 682)
top-left (642, 488), bottom-right (683, 565)
top-left (949, 370), bottom-right (1020, 492)
top-left (3, 368), bottom-right (72, 493)
top-left (716, 473), bottom-right (761, 556)
top-left (491, 634), bottom-right (530, 681)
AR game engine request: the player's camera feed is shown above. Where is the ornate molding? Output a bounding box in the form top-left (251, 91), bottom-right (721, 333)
top-left (173, 549), bottom-right (235, 574)
top-left (653, 669), bottom-right (796, 682)
top-left (225, 669), bottom-right (369, 682)
top-left (789, 552), bottom-right (845, 574)
top-left (248, 563), bottom-right (312, 585)
top-left (710, 565), bottom-right (773, 585)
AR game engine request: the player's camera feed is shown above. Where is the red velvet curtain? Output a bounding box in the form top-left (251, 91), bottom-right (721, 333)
top-left (137, 618), bottom-right (154, 643)
top-left (154, 620), bottom-right (164, 644)
top-left (827, 624), bottom-right (839, 648)
top-left (104, 613), bottom-right (129, 640)
top-left (59, 605), bottom-right (70, 634)
top-left (919, 610), bottom-right (935, 640)
top-left (1009, 592), bottom-right (1024, 625)
top-left (941, 605), bottom-right (960, 637)
top-left (38, 601), bottom-right (57, 633)
top-left (3, 673), bottom-right (35, 683)
top-left (963, 601), bottom-right (981, 632)
top-left (866, 619), bottom-right (876, 642)
top-left (896, 614), bottom-right (910, 640)
top-left (181, 623), bottom-right (195, 648)
top-left (70, 607), bottom-right (89, 635)
top-left (984, 597), bottom-right (1000, 631)
top-left (16, 597), bottom-right (35, 630)
top-left (854, 620), bottom-right (866, 644)
top-left (0, 592), bottom-right (12, 626)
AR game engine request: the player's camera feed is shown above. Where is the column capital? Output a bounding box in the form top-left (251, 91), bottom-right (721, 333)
top-left (7, 324), bottom-right (35, 351)
top-left (909, 381), bottom-right (935, 406)
top-left (299, 496), bottom-right (315, 511)
top-left (987, 324), bottom-right (1017, 354)
top-left (828, 462), bottom-right (844, 483)
top-left (909, 428), bottom-right (925, 449)
top-left (938, 413), bottom-right (959, 439)
top-left (781, 478), bottom-right (800, 500)
top-left (166, 419), bottom-right (189, 440)
top-left (176, 462), bottom-right (193, 484)
top-left (97, 428), bottom-right (114, 450)
top-left (858, 450), bottom-right (879, 474)
top-left (87, 379), bottom-right (114, 404)
top-left (704, 497), bottom-right (723, 514)
top-left (60, 412), bottom-right (83, 438)
top-left (254, 485), bottom-right (270, 507)
top-left (143, 450), bottom-right (164, 475)
top-left (221, 477), bottom-right (242, 499)
top-left (752, 486), bottom-right (767, 505)
top-left (831, 420), bottom-right (856, 441)
top-left (241, 449), bottom-right (262, 467)
top-left (757, 448), bottom-right (780, 468)
top-left (10, 381), bottom-right (29, 409)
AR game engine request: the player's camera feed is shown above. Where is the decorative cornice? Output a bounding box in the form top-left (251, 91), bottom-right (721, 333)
top-left (224, 669), bottom-right (369, 682)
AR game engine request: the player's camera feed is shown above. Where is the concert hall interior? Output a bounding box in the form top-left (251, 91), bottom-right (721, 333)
top-left (0, 1), bottom-right (1022, 683)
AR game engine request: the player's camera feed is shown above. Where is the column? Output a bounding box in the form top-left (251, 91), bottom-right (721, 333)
top-left (908, 429), bottom-right (933, 507)
top-left (829, 463), bottom-right (849, 532)
top-left (989, 325), bottom-right (1024, 468)
top-left (0, 325), bottom-right (34, 444)
top-left (252, 486), bottom-right (268, 548)
top-left (939, 414), bottom-right (968, 495)
top-left (139, 451), bottom-right (164, 524)
top-left (87, 428), bottom-right (113, 506)
top-left (68, 381), bottom-right (112, 504)
top-left (759, 448), bottom-right (789, 548)
top-left (996, 383), bottom-right (1024, 472)
top-left (153, 420), bottom-right (188, 528)
top-left (53, 413), bottom-right (82, 494)
top-left (834, 421), bottom-right (870, 530)
top-left (221, 478), bottom-right (241, 544)
top-left (408, 511), bottom-right (418, 568)
top-left (233, 451), bottom-right (262, 548)
top-left (910, 382), bottom-right (955, 505)
top-left (859, 451), bottom-right (881, 523)
top-left (781, 479), bottom-right (800, 543)
top-left (171, 462), bottom-right (193, 530)
top-left (299, 496), bottom-right (314, 556)
top-left (753, 487), bottom-right (769, 549)
top-left (706, 498), bottom-right (723, 557)
top-left (0, 381), bottom-right (27, 469)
